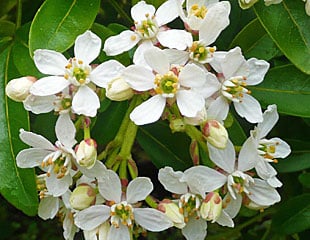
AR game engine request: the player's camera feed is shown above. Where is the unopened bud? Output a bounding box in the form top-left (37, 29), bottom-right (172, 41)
top-left (169, 119), bottom-right (185, 132)
top-left (69, 184), bottom-right (96, 210)
top-left (264, 0), bottom-right (282, 6)
top-left (189, 140), bottom-right (199, 165)
top-left (238, 0), bottom-right (259, 9)
top-left (200, 192), bottom-right (222, 222)
top-left (75, 139), bottom-right (97, 169)
top-left (305, 0), bottom-right (310, 16)
top-left (201, 120), bottom-right (228, 149)
top-left (106, 77), bottom-right (134, 101)
top-left (5, 76), bottom-right (36, 102)
top-left (159, 201), bottom-right (185, 229)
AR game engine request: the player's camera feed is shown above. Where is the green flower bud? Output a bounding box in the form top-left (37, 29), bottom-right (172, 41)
top-left (69, 184), bottom-right (96, 210)
top-left (201, 120), bottom-right (228, 149)
top-left (76, 139), bottom-right (97, 169)
top-left (159, 201), bottom-right (185, 229)
top-left (106, 77), bottom-right (134, 101)
top-left (200, 192), bottom-right (222, 222)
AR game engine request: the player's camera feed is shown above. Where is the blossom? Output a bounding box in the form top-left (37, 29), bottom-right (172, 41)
top-left (103, 0), bottom-right (191, 65)
top-left (16, 113), bottom-right (76, 196)
top-left (30, 30), bottom-right (123, 117)
top-left (206, 47), bottom-right (269, 123)
top-left (122, 47), bottom-right (206, 125)
top-left (245, 104), bottom-right (291, 187)
top-left (74, 169), bottom-right (172, 240)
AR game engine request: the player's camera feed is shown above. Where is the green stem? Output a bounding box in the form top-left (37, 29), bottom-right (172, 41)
top-left (16, 0), bottom-right (22, 28)
top-left (84, 120), bottom-right (91, 139)
top-left (145, 195), bottom-right (158, 209)
top-left (108, 0), bottom-right (132, 25)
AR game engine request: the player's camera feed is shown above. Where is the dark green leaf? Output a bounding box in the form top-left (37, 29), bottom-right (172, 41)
top-left (227, 115), bottom-right (247, 146)
top-left (29, 0), bottom-right (100, 55)
top-left (250, 64), bottom-right (310, 117)
top-left (137, 122), bottom-right (192, 171)
top-left (272, 194), bottom-right (310, 235)
top-left (230, 18), bottom-right (281, 60)
top-left (254, 0), bottom-right (310, 74)
top-left (0, 20), bottom-right (16, 37)
top-left (0, 46), bottom-right (38, 216)
top-left (298, 172), bottom-right (310, 188)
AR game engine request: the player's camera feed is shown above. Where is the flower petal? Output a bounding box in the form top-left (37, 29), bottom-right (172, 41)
top-left (133, 40), bottom-right (154, 66)
top-left (246, 58), bottom-right (270, 85)
top-left (103, 30), bottom-right (139, 56)
top-left (126, 177), bottom-right (153, 203)
top-left (144, 47), bottom-right (169, 75)
top-left (156, 0), bottom-right (179, 26)
top-left (130, 95), bottom-right (166, 125)
top-left (158, 166), bottom-right (188, 194)
top-left (90, 60), bottom-right (125, 88)
top-left (157, 29), bottom-right (192, 50)
top-left (23, 95), bottom-right (56, 114)
top-left (238, 137), bottom-right (258, 172)
top-left (206, 96), bottom-right (229, 121)
top-left (181, 217), bottom-right (207, 240)
top-left (183, 165), bottom-right (227, 195)
top-left (74, 30), bottom-right (101, 65)
top-left (256, 104), bottom-right (278, 139)
top-left (179, 63), bottom-right (206, 88)
top-left (75, 205), bottom-right (111, 231)
top-left (221, 47), bottom-right (246, 79)
top-left (234, 94), bottom-right (263, 123)
top-left (131, 1), bottom-right (155, 21)
top-left (46, 173), bottom-right (72, 197)
top-left (208, 139), bottom-right (236, 173)
top-left (202, 72), bottom-right (221, 98)
top-left (55, 113), bottom-right (76, 147)
top-left (270, 137), bottom-right (291, 158)
top-left (163, 49), bottom-right (189, 65)
top-left (216, 210), bottom-right (234, 227)
top-left (107, 224), bottom-right (130, 240)
top-left (34, 49), bottom-right (67, 75)
top-left (222, 192), bottom-right (242, 218)
top-left (199, 1), bottom-right (231, 45)
top-left (72, 86), bottom-right (100, 117)
top-left (98, 169), bottom-right (122, 202)
top-left (30, 76), bottom-right (69, 96)
top-left (38, 196), bottom-right (59, 220)
top-left (134, 208), bottom-right (173, 231)
top-left (16, 148), bottom-right (51, 168)
top-left (19, 129), bottom-right (54, 149)
top-left (176, 90), bottom-right (205, 117)
top-left (122, 65), bottom-right (154, 91)
top-left (78, 160), bottom-right (107, 179)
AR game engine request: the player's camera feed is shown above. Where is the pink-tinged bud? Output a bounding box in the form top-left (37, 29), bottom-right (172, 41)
top-left (106, 77), bottom-right (134, 101)
top-left (159, 201), bottom-right (185, 229)
top-left (201, 120), bottom-right (228, 149)
top-left (238, 0), bottom-right (259, 9)
top-left (200, 192), bottom-right (222, 222)
top-left (169, 119), bottom-right (185, 133)
top-left (189, 140), bottom-right (199, 165)
top-left (69, 184), bottom-right (96, 210)
top-left (5, 76), bottom-right (36, 102)
top-left (75, 139), bottom-right (97, 169)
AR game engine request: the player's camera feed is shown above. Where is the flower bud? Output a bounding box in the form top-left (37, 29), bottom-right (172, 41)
top-left (238, 0), bottom-right (259, 9)
top-left (106, 77), bottom-right (134, 101)
top-left (158, 200), bottom-right (185, 229)
top-left (305, 0), bottom-right (310, 16)
top-left (5, 76), bottom-right (36, 102)
top-left (201, 120), bottom-right (228, 149)
top-left (200, 192), bottom-right (222, 222)
top-left (75, 139), bottom-right (97, 169)
top-left (69, 184), bottom-right (96, 210)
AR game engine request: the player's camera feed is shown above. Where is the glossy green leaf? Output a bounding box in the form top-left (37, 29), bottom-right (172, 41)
top-left (250, 64), bottom-right (310, 117)
top-left (137, 122), bottom-right (192, 171)
top-left (272, 194), bottom-right (310, 235)
top-left (29, 0), bottom-right (100, 55)
top-left (298, 172), bottom-right (310, 188)
top-left (254, 0), bottom-right (310, 74)
top-left (230, 18), bottom-right (281, 60)
top-left (0, 46), bottom-right (38, 216)
top-left (227, 115), bottom-right (247, 146)
top-left (275, 140), bottom-right (310, 173)
top-left (0, 20), bottom-right (16, 37)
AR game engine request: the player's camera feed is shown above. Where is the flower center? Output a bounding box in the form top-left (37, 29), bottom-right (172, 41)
top-left (135, 13), bottom-right (159, 39)
top-left (110, 201), bottom-right (134, 228)
top-left (228, 171), bottom-right (254, 196)
top-left (189, 41), bottom-right (216, 63)
top-left (64, 58), bottom-right (91, 86)
top-left (222, 76), bottom-right (250, 102)
top-left (190, 4), bottom-right (208, 19)
top-left (154, 71), bottom-right (180, 97)
top-left (179, 193), bottom-right (201, 223)
top-left (258, 139), bottom-right (279, 163)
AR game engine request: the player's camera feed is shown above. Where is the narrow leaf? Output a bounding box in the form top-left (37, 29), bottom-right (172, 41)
top-left (298, 173), bottom-right (310, 188)
top-left (29, 0), bottom-right (100, 55)
top-left (254, 0), bottom-right (310, 74)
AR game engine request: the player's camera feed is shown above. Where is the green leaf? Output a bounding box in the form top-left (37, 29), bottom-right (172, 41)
top-left (230, 18), bottom-right (281, 60)
top-left (0, 46), bottom-right (38, 216)
top-left (254, 0), bottom-right (310, 74)
top-left (0, 20), bottom-right (16, 37)
top-left (29, 0), bottom-right (100, 55)
top-left (227, 115), bottom-right (247, 146)
top-left (298, 172), bottom-right (310, 188)
top-left (250, 64), bottom-right (310, 117)
top-left (275, 140), bottom-right (310, 173)
top-left (137, 122), bottom-right (192, 171)
top-left (272, 193), bottom-right (310, 235)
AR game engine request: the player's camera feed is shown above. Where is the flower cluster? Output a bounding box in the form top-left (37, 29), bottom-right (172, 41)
top-left (5, 1), bottom-right (292, 240)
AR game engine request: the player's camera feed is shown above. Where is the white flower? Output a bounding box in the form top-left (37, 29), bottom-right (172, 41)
top-left (207, 139), bottom-right (281, 212)
top-left (30, 30), bottom-right (122, 117)
top-left (16, 113), bottom-right (76, 196)
top-left (178, 0), bottom-right (231, 32)
top-left (103, 0), bottom-right (191, 65)
top-left (75, 169), bottom-right (172, 240)
top-left (122, 47), bottom-right (206, 125)
top-left (245, 104), bottom-right (291, 187)
top-left (206, 47), bottom-right (269, 123)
